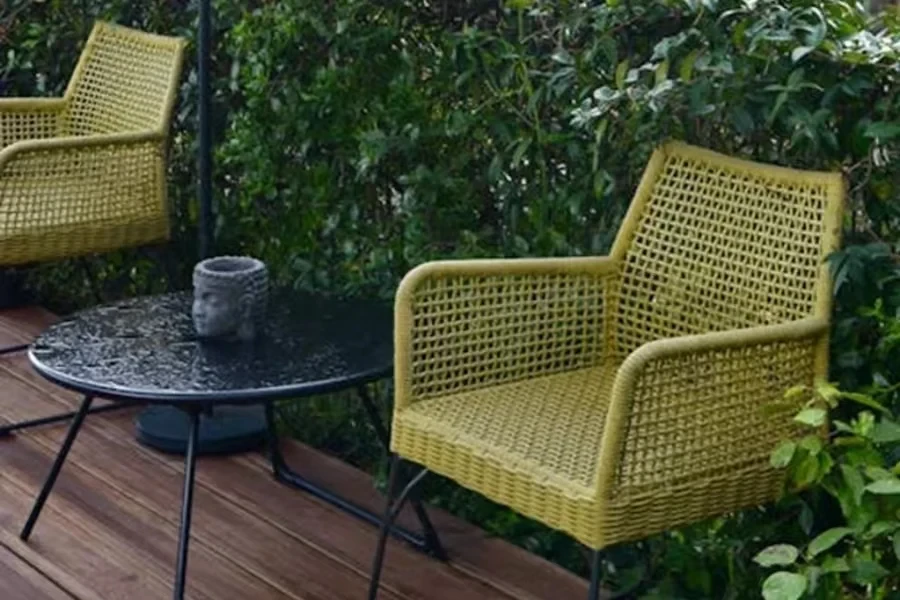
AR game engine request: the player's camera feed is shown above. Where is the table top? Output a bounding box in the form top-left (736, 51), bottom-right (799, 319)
top-left (28, 291), bottom-right (393, 405)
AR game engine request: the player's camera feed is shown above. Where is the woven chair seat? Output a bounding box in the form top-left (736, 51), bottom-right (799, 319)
top-left (394, 363), bottom-right (619, 501)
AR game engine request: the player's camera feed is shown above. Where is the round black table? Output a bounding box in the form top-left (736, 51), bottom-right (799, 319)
top-left (20, 291), bottom-right (443, 600)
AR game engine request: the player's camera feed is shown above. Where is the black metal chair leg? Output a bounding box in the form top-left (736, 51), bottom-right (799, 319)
top-left (0, 402), bottom-right (131, 437)
top-left (367, 454), bottom-right (401, 600)
top-left (588, 550), bottom-right (603, 600)
top-left (357, 385), bottom-right (447, 559)
top-left (173, 409), bottom-right (201, 600)
top-left (20, 395), bottom-right (94, 541)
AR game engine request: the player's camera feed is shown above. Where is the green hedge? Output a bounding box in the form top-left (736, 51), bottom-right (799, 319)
top-left (5, 0), bottom-right (900, 596)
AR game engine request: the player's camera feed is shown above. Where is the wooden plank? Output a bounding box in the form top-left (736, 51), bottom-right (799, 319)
top-left (0, 460), bottom-right (173, 599)
top-left (102, 410), bottom-right (586, 600)
top-left (0, 543), bottom-right (76, 600)
top-left (0, 433), bottom-right (288, 600)
top-left (0, 306), bottom-right (594, 600)
top-left (0, 306), bottom-right (58, 340)
top-left (243, 441), bottom-right (591, 600)
top-left (0, 356), bottom-right (92, 432)
top-left (95, 413), bottom-right (514, 600)
top-left (25, 416), bottom-right (407, 600)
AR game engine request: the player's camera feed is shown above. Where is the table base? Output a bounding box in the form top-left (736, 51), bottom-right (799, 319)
top-left (135, 405), bottom-right (268, 455)
top-left (22, 387), bottom-right (447, 600)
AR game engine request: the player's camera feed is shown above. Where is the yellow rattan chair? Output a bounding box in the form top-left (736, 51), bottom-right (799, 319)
top-left (0, 21), bottom-right (186, 433)
top-left (0, 21), bottom-right (186, 266)
top-left (367, 141), bottom-right (845, 599)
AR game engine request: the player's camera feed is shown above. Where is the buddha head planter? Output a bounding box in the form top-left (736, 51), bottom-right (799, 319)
top-left (191, 256), bottom-right (269, 342)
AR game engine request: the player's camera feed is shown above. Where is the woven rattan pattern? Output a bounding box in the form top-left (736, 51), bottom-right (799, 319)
top-left (391, 141), bottom-right (844, 549)
top-left (613, 151), bottom-right (830, 357)
top-left (0, 102), bottom-right (64, 148)
top-left (401, 268), bottom-right (613, 404)
top-left (0, 22), bottom-right (185, 266)
top-left (67, 23), bottom-right (182, 136)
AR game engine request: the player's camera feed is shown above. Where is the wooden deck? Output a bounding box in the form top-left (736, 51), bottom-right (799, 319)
top-left (0, 306), bottom-right (590, 600)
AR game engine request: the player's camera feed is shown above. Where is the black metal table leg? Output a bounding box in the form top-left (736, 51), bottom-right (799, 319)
top-left (0, 402), bottom-right (131, 437)
top-left (265, 386), bottom-right (446, 558)
top-left (0, 343), bottom-right (28, 356)
top-left (173, 409), bottom-right (201, 600)
top-left (21, 395), bottom-right (94, 541)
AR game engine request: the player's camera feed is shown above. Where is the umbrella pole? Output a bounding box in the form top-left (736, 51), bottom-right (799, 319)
top-left (198, 0), bottom-right (213, 259)
top-left (134, 1), bottom-right (267, 457)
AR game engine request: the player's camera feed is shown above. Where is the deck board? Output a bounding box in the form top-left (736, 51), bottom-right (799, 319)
top-left (0, 305), bottom-right (591, 600)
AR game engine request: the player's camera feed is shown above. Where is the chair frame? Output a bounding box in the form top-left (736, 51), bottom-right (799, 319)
top-left (367, 141), bottom-right (845, 599)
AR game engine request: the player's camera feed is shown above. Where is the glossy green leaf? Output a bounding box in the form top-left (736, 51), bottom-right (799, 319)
top-left (841, 465), bottom-right (866, 506)
top-left (791, 46), bottom-right (815, 62)
top-left (754, 545), bottom-right (800, 567)
top-left (864, 121), bottom-right (900, 140)
top-left (865, 478), bottom-right (900, 495)
top-left (794, 408), bottom-right (826, 427)
top-left (771, 441), bottom-right (796, 468)
top-left (871, 419), bottom-right (900, 444)
top-left (762, 572), bottom-right (807, 600)
top-left (808, 527), bottom-right (853, 558)
top-left (849, 558), bottom-right (889, 585)
top-left (820, 556), bottom-right (850, 573)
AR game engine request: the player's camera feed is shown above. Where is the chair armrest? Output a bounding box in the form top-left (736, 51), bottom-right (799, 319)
top-left (0, 99), bottom-right (68, 146)
top-left (394, 257), bottom-right (620, 410)
top-left (0, 130), bottom-right (164, 173)
top-left (597, 317), bottom-right (829, 498)
top-left (0, 131), bottom-right (168, 264)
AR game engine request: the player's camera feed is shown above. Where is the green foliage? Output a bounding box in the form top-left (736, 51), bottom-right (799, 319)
top-left (759, 382), bottom-right (900, 598)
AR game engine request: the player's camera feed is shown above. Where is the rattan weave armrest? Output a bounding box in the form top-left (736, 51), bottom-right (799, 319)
top-left (0, 130), bottom-right (168, 265)
top-left (597, 316), bottom-right (828, 504)
top-left (0, 99), bottom-right (67, 147)
top-left (394, 257), bottom-right (620, 409)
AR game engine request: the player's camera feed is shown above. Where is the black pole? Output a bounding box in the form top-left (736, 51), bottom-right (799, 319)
top-left (197, 0), bottom-right (213, 259)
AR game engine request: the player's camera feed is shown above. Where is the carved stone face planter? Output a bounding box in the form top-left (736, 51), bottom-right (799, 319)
top-left (191, 256), bottom-right (269, 342)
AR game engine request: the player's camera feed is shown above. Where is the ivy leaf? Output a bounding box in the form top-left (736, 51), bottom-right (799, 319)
top-left (762, 572), bottom-right (807, 600)
top-left (794, 454), bottom-right (821, 488)
top-left (841, 392), bottom-right (889, 415)
top-left (808, 527), bottom-right (853, 558)
top-left (871, 419), bottom-right (900, 444)
top-left (841, 465), bottom-right (866, 506)
top-left (864, 121), bottom-right (900, 140)
top-left (799, 501), bottom-right (814, 535)
top-left (821, 556), bottom-right (850, 573)
top-left (799, 435), bottom-right (823, 456)
top-left (865, 478), bottom-right (900, 494)
top-left (794, 408), bottom-right (826, 427)
top-left (754, 545), bottom-right (800, 567)
top-left (867, 521), bottom-right (898, 538)
top-left (771, 441), bottom-right (796, 468)
top-left (679, 49), bottom-right (700, 82)
top-left (791, 46), bottom-right (815, 62)
top-left (615, 60), bottom-right (629, 89)
top-left (894, 531), bottom-right (900, 561)
top-left (849, 558), bottom-right (889, 585)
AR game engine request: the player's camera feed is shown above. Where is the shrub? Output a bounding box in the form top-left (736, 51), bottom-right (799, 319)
top-left (758, 380), bottom-right (900, 599)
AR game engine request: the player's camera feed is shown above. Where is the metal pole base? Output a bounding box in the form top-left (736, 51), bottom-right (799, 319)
top-left (135, 405), bottom-right (267, 456)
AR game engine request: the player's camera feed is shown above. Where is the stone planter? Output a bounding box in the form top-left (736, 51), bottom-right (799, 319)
top-left (191, 256), bottom-right (269, 342)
